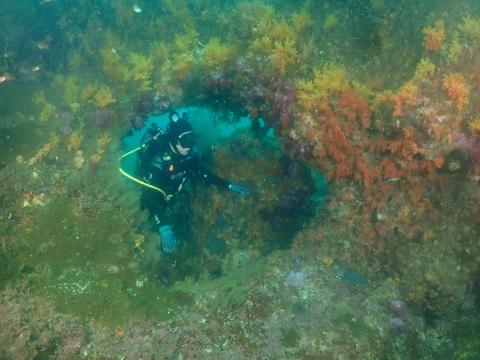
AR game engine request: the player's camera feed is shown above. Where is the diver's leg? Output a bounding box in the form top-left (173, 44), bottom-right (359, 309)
top-left (142, 190), bottom-right (178, 253)
top-left (141, 190), bottom-right (177, 285)
top-left (141, 190), bottom-right (166, 243)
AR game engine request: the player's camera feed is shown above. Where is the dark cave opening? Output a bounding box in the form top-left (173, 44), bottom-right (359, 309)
top-left (124, 107), bottom-right (327, 284)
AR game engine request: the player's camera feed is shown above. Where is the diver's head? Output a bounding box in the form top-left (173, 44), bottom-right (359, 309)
top-left (175, 130), bottom-right (195, 155)
top-left (167, 111), bottom-right (196, 156)
top-left (169, 111), bottom-right (180, 123)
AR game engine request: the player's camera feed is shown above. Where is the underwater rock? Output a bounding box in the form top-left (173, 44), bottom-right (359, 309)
top-left (339, 267), bottom-right (369, 286)
top-left (285, 138), bottom-right (313, 162)
top-left (58, 112), bottom-right (74, 135)
top-left (281, 156), bottom-right (304, 179)
top-left (204, 70), bottom-right (231, 95)
top-left (229, 137), bottom-right (249, 156)
top-left (90, 109), bottom-right (115, 127)
top-left (206, 237), bottom-right (227, 254)
top-left (285, 271), bottom-right (308, 289)
top-left (131, 115), bottom-right (145, 130)
top-left (453, 133), bottom-right (480, 164)
top-left (259, 187), bottom-right (314, 235)
top-left (389, 299), bottom-right (407, 315)
top-left (389, 317), bottom-right (407, 333)
top-left (278, 188), bottom-right (311, 212)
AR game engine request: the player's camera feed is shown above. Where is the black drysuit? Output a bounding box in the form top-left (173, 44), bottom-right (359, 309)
top-left (138, 130), bottom-right (229, 228)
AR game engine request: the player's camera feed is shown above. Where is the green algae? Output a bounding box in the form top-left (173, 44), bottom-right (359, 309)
top-left (0, 83), bottom-right (50, 164)
top-left (174, 259), bottom-right (266, 310)
top-left (9, 196), bottom-right (178, 327)
top-left (7, 193), bottom-right (266, 328)
top-left (340, 267), bottom-right (370, 286)
top-left (281, 325), bottom-right (301, 348)
top-left (0, 252), bottom-right (13, 290)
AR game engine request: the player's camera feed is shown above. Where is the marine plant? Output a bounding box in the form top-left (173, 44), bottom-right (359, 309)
top-left (93, 86), bottom-right (116, 109)
top-left (230, 2), bottom-right (275, 41)
top-left (67, 51), bottom-right (83, 73)
top-left (39, 103), bottom-right (56, 123)
top-left (33, 91), bottom-right (47, 107)
top-left (96, 132), bottom-right (112, 154)
top-left (447, 36), bottom-right (463, 64)
top-left (442, 72), bottom-right (470, 111)
top-left (413, 58), bottom-right (436, 80)
top-left (80, 84), bottom-right (97, 102)
top-left (201, 38), bottom-right (235, 71)
top-left (296, 65), bottom-right (349, 111)
top-left (249, 35), bottom-right (275, 57)
top-left (173, 31), bottom-right (198, 54)
top-left (101, 48), bottom-right (128, 84)
top-left (459, 16), bottom-right (480, 44)
top-left (62, 75), bottom-right (82, 107)
top-left (74, 150), bottom-right (85, 170)
top-left (30, 133), bottom-right (59, 165)
top-left (171, 52), bottom-right (197, 82)
top-left (323, 13), bottom-right (338, 31)
top-left (423, 20), bottom-right (445, 51)
top-left (392, 81), bottom-right (419, 117)
top-left (150, 41), bottom-right (169, 68)
top-left (127, 53), bottom-right (154, 92)
top-left (67, 128), bottom-right (84, 153)
top-left (271, 39), bottom-right (298, 75)
top-left (166, 33), bottom-right (199, 82)
top-left (468, 118), bottom-right (480, 133)
top-left (291, 11), bottom-right (313, 35)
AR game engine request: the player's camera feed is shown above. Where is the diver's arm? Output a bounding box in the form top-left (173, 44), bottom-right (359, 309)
top-left (197, 166), bottom-right (230, 188)
top-left (190, 153), bottom-right (229, 188)
top-left (191, 153), bottom-right (249, 195)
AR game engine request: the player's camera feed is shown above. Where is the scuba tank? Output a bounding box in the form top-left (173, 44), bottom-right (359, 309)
top-left (139, 111), bottom-right (190, 161)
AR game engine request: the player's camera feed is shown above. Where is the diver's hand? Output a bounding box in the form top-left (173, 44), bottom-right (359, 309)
top-left (228, 183), bottom-right (249, 196)
top-left (158, 225), bottom-right (177, 253)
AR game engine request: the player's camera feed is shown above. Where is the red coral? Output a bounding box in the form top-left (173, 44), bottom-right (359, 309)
top-left (338, 90), bottom-right (371, 129)
top-left (355, 157), bottom-right (378, 190)
top-left (392, 127), bottom-right (421, 161)
top-left (379, 158), bottom-right (399, 179)
top-left (322, 117), bottom-right (349, 162)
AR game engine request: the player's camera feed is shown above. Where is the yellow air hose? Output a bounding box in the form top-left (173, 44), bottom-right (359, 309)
top-left (118, 144), bottom-right (184, 201)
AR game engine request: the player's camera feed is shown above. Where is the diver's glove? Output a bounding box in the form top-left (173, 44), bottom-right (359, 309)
top-left (228, 183), bottom-right (249, 196)
top-left (158, 225), bottom-right (177, 253)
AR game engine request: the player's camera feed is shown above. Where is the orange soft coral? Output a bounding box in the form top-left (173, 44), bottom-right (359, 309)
top-left (423, 20), bottom-right (445, 51)
top-left (392, 81), bottom-right (418, 117)
top-left (442, 72), bottom-right (470, 111)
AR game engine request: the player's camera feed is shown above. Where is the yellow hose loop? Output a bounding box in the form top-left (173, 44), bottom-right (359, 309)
top-left (118, 144), bottom-right (184, 201)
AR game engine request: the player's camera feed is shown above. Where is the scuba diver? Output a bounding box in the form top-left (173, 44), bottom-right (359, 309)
top-left (137, 110), bottom-right (249, 254)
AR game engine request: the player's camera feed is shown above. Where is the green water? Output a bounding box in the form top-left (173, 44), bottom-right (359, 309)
top-left (1, 0), bottom-right (479, 358)
top-left (0, 83), bottom-right (49, 164)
